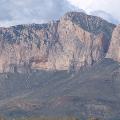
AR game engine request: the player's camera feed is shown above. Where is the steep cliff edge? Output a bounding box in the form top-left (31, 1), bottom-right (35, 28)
top-left (0, 12), bottom-right (116, 73)
top-left (107, 25), bottom-right (120, 62)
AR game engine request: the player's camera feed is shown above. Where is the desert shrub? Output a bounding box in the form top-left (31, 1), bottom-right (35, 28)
top-left (0, 116), bottom-right (6, 120)
top-left (16, 116), bottom-right (79, 120)
top-left (88, 117), bottom-right (100, 120)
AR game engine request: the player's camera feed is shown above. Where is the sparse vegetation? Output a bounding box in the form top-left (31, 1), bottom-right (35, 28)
top-left (88, 117), bottom-right (100, 120)
top-left (15, 117), bottom-right (79, 120)
top-left (0, 59), bottom-right (119, 120)
top-left (12, 116), bottom-right (101, 120)
top-left (0, 116), bottom-right (6, 120)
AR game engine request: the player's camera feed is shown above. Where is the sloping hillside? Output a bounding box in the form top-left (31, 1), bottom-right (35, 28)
top-left (0, 58), bottom-right (119, 120)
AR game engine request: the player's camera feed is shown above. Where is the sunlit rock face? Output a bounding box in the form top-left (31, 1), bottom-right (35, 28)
top-left (107, 25), bottom-right (120, 62)
top-left (0, 12), bottom-right (115, 73)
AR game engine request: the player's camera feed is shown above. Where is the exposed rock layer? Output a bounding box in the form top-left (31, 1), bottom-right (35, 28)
top-left (107, 25), bottom-right (120, 62)
top-left (0, 12), bottom-right (116, 73)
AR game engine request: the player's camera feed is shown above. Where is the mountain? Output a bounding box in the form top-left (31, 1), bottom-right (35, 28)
top-left (0, 12), bottom-right (115, 73)
top-left (0, 12), bottom-right (119, 120)
top-left (107, 25), bottom-right (120, 62)
top-left (0, 59), bottom-right (119, 120)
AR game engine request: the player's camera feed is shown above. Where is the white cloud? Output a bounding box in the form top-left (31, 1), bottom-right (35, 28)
top-left (90, 10), bottom-right (119, 24)
top-left (67, 0), bottom-right (93, 10)
top-left (0, 0), bottom-right (120, 27)
top-left (0, 0), bottom-right (76, 27)
top-left (67, 0), bottom-right (120, 23)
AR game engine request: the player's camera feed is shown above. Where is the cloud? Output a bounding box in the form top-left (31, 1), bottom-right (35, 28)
top-left (0, 0), bottom-right (77, 27)
top-left (90, 11), bottom-right (119, 24)
top-left (0, 0), bottom-right (120, 27)
top-left (67, 0), bottom-right (93, 10)
top-left (67, 0), bottom-right (120, 23)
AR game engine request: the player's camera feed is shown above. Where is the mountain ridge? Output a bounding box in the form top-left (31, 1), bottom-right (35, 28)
top-left (0, 12), bottom-right (119, 120)
top-left (0, 12), bottom-right (117, 73)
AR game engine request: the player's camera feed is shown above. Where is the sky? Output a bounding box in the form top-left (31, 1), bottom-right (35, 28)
top-left (67, 0), bottom-right (120, 22)
top-left (0, 0), bottom-right (76, 26)
top-left (0, 0), bottom-right (120, 27)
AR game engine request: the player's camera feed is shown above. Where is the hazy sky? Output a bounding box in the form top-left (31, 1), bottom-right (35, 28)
top-left (0, 0), bottom-right (77, 26)
top-left (0, 0), bottom-right (119, 27)
top-left (67, 0), bottom-right (120, 22)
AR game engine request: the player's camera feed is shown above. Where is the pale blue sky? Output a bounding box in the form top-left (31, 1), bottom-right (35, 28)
top-left (67, 0), bottom-right (120, 18)
top-left (0, 0), bottom-right (119, 27)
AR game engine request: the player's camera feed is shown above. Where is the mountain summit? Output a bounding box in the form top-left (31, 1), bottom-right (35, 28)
top-left (0, 12), bottom-right (117, 73)
top-left (0, 12), bottom-right (120, 120)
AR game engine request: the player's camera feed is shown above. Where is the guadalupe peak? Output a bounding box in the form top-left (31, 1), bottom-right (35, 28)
top-left (0, 12), bottom-right (116, 73)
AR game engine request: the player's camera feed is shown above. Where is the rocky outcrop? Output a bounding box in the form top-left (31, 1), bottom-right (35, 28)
top-left (0, 12), bottom-right (116, 73)
top-left (107, 25), bottom-right (120, 62)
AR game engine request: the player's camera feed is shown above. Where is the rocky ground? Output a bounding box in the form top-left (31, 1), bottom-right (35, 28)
top-left (0, 58), bottom-right (119, 120)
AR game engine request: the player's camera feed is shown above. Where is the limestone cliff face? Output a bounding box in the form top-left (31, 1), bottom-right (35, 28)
top-left (107, 25), bottom-right (120, 62)
top-left (0, 12), bottom-right (116, 73)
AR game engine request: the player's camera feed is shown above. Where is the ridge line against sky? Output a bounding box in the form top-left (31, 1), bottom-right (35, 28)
top-left (0, 0), bottom-right (119, 27)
